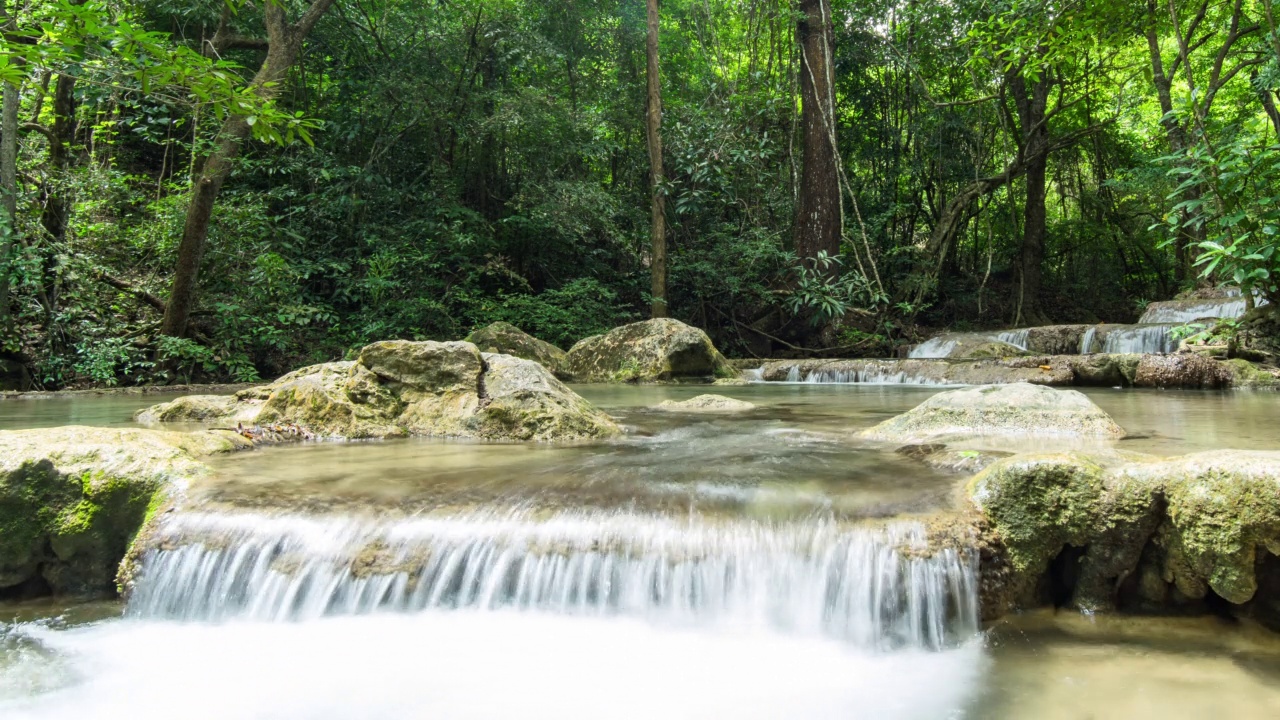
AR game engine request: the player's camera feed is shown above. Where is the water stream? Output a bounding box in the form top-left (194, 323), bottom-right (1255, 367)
top-left (3, 383), bottom-right (1280, 718)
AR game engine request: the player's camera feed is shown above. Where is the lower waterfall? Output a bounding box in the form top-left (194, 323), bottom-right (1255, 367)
top-left (128, 509), bottom-right (979, 651)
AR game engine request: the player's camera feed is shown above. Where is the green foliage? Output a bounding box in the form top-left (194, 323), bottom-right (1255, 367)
top-left (785, 252), bottom-right (886, 326)
top-left (1162, 132), bottom-right (1280, 304)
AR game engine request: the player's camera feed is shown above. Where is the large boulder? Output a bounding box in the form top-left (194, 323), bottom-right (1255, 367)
top-left (0, 426), bottom-right (248, 596)
top-left (860, 384), bottom-right (1126, 442)
top-left (465, 322), bottom-right (568, 378)
top-left (565, 318), bottom-right (733, 383)
top-left (138, 342), bottom-right (620, 441)
top-left (470, 353), bottom-right (620, 440)
top-left (967, 450), bottom-right (1280, 625)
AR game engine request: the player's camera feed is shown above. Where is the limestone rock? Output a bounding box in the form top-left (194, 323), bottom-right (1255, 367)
top-left (1134, 353), bottom-right (1229, 389)
top-left (945, 339), bottom-right (1026, 359)
top-left (471, 354), bottom-right (620, 440)
top-left (966, 449), bottom-right (1280, 622)
top-left (465, 322), bottom-right (568, 378)
top-left (894, 443), bottom-right (1009, 474)
top-left (860, 384), bottom-right (1126, 442)
top-left (656, 394), bottom-right (756, 413)
top-left (565, 318), bottom-right (733, 383)
top-left (0, 426), bottom-right (246, 596)
top-left (138, 342), bottom-right (618, 442)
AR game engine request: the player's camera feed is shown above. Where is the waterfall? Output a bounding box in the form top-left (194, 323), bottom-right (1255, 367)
top-left (994, 329), bottom-right (1030, 350)
top-left (128, 510), bottom-right (979, 651)
top-left (1079, 326), bottom-right (1098, 354)
top-left (1102, 324), bottom-right (1175, 354)
top-left (1139, 297), bottom-right (1254, 324)
top-left (908, 337), bottom-right (959, 359)
top-left (796, 368), bottom-right (946, 384)
top-left (743, 366), bottom-right (764, 382)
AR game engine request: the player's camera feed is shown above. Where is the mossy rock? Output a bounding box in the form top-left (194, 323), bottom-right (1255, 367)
top-left (565, 318), bottom-right (734, 383)
top-left (861, 384), bottom-right (1126, 442)
top-left (138, 342), bottom-right (619, 442)
top-left (947, 339), bottom-right (1027, 359)
top-left (0, 426), bottom-right (248, 596)
top-left (966, 449), bottom-right (1280, 620)
top-left (465, 322), bottom-right (569, 379)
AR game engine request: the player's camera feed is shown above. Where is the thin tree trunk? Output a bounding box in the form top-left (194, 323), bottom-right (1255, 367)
top-left (0, 76), bottom-right (17, 329)
top-left (32, 74), bottom-right (76, 336)
top-left (645, 0), bottom-right (667, 318)
top-left (794, 0), bottom-right (841, 264)
top-left (161, 0), bottom-right (335, 338)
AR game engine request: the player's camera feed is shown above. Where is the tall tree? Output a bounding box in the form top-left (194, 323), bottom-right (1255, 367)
top-left (794, 0), bottom-right (841, 264)
top-left (0, 67), bottom-right (16, 331)
top-left (645, 0), bottom-right (667, 318)
top-left (160, 0), bottom-right (336, 338)
top-left (1010, 65), bottom-right (1052, 326)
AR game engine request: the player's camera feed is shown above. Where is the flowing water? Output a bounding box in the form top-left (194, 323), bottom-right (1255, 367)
top-left (3, 383), bottom-right (1280, 718)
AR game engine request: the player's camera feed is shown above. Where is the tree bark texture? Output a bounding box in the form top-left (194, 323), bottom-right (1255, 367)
top-left (1011, 70), bottom-right (1051, 325)
top-left (645, 0), bottom-right (667, 318)
top-left (0, 77), bottom-right (18, 328)
top-left (794, 0), bottom-right (841, 264)
top-left (161, 0), bottom-right (335, 338)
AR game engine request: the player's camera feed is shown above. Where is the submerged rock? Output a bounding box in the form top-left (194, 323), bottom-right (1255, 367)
top-left (138, 342), bottom-right (620, 441)
top-left (967, 450), bottom-right (1280, 625)
top-left (861, 384), bottom-right (1126, 442)
top-left (894, 443), bottom-right (1009, 474)
top-left (0, 426), bottom-right (247, 596)
top-left (464, 322), bottom-right (569, 378)
top-left (655, 394), bottom-right (757, 413)
top-left (565, 318), bottom-right (734, 383)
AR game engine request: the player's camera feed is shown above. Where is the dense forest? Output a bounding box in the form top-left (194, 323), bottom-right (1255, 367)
top-left (2, 0), bottom-right (1279, 387)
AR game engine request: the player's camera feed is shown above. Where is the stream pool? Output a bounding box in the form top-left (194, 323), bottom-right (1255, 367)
top-left (2, 383), bottom-right (1279, 718)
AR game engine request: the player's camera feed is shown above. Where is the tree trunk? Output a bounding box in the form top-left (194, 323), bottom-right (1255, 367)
top-left (1145, 2), bottom-right (1196, 282)
top-left (161, 0), bottom-right (335, 338)
top-left (794, 0), bottom-right (841, 264)
top-left (1011, 70), bottom-right (1052, 325)
top-left (0, 77), bottom-right (17, 329)
top-left (33, 74), bottom-right (76, 335)
top-left (645, 0), bottom-right (667, 318)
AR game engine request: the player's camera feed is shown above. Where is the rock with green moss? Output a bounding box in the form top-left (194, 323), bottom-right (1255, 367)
top-left (464, 322), bottom-right (569, 378)
top-left (469, 353), bottom-right (620, 440)
top-left (655, 394), bottom-right (756, 413)
top-left (947, 339), bottom-right (1027, 359)
top-left (138, 342), bottom-right (619, 441)
top-left (966, 449), bottom-right (1280, 622)
top-left (861, 384), bottom-right (1126, 443)
top-left (0, 426), bottom-right (248, 596)
top-left (565, 318), bottom-right (734, 383)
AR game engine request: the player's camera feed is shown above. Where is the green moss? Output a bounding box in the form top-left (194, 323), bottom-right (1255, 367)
top-left (1222, 358), bottom-right (1280, 388)
top-left (968, 455), bottom-right (1105, 574)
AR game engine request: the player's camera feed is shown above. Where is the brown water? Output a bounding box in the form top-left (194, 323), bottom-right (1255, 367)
top-left (2, 382), bottom-right (1280, 719)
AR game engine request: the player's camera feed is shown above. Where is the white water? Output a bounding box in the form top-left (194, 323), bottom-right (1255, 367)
top-left (784, 365), bottom-right (951, 385)
top-left (1101, 324), bottom-right (1175, 354)
top-left (129, 510), bottom-right (978, 650)
top-left (909, 330), bottom-right (1029, 359)
top-left (1, 613), bottom-right (987, 720)
top-left (1079, 326), bottom-right (1098, 354)
top-left (1139, 298), bottom-right (1251, 324)
top-left (907, 336), bottom-right (960, 359)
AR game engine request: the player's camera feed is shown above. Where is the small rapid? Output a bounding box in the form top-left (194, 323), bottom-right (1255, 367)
top-left (128, 509), bottom-right (979, 651)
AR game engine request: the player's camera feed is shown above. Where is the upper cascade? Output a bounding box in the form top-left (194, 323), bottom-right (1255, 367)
top-left (1139, 295), bottom-right (1260, 324)
top-left (127, 509), bottom-right (979, 651)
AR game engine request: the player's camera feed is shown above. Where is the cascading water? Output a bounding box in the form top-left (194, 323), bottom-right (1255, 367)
top-left (128, 509), bottom-right (979, 651)
top-left (1101, 324), bottom-right (1176, 354)
top-left (1138, 297), bottom-right (1257, 323)
top-left (1079, 326), bottom-right (1098, 354)
top-left (994, 329), bottom-right (1030, 350)
top-left (907, 336), bottom-right (960, 359)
